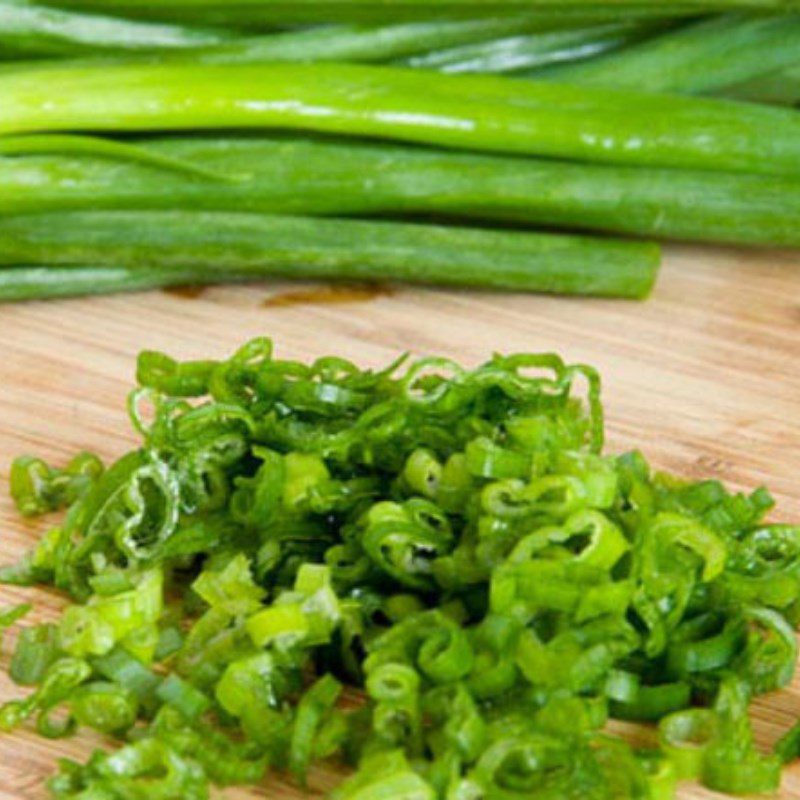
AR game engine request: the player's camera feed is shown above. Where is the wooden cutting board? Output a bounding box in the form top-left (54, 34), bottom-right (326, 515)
top-left (1, 244), bottom-right (799, 799)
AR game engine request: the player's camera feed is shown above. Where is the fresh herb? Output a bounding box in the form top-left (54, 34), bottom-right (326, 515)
top-left (397, 20), bottom-right (658, 74)
top-left (1, 339), bottom-right (799, 798)
top-left (0, 4), bottom-right (798, 303)
top-left (21, 1), bottom-right (714, 27)
top-left (2, 135), bottom-right (798, 248)
top-left (3, 61), bottom-right (800, 176)
top-left (0, 0), bottom-right (228, 59)
top-left (537, 13), bottom-right (800, 93)
top-left (0, 210), bottom-right (660, 300)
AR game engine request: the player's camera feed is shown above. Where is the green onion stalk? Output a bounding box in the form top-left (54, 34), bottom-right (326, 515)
top-left (31, 0), bottom-right (728, 26)
top-left (0, 4), bottom-right (576, 64)
top-left (0, 210), bottom-right (661, 300)
top-left (1, 135), bottom-right (798, 248)
top-left (2, 61), bottom-right (800, 176)
top-left (536, 12), bottom-right (800, 94)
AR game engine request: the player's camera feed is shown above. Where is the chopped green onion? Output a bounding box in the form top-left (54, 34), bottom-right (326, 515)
top-left (0, 338), bottom-right (797, 799)
top-left (10, 623), bottom-right (59, 685)
top-left (0, 603), bottom-right (31, 647)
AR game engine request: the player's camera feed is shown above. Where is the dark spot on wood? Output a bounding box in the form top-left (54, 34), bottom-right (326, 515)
top-left (262, 283), bottom-right (393, 309)
top-left (695, 454), bottom-right (731, 475)
top-left (163, 284), bottom-right (206, 299)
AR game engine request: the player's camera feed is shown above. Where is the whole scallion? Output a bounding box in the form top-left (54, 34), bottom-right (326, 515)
top-left (0, 5), bottom-right (568, 65)
top-left (2, 61), bottom-right (799, 176)
top-left (0, 209), bottom-right (661, 299)
top-left (31, 0), bottom-right (720, 26)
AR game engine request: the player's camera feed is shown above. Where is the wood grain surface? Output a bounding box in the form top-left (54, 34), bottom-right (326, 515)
top-left (1, 244), bottom-right (799, 799)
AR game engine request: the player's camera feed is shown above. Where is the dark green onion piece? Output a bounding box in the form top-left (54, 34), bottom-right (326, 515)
top-left (539, 13), bottom-right (800, 94)
top-left (0, 603), bottom-right (31, 647)
top-left (10, 623), bottom-right (59, 685)
top-left (723, 63), bottom-right (800, 107)
top-left (775, 719), bottom-right (800, 764)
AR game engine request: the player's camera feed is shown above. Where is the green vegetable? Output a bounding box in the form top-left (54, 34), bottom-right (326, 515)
top-left (10, 623), bottom-right (59, 685)
top-left (58, 569), bottom-right (163, 660)
top-left (0, 265), bottom-right (252, 302)
top-left (0, 0), bottom-right (228, 59)
top-left (0, 134), bottom-right (237, 180)
top-left (48, 736), bottom-right (209, 799)
top-left (658, 709), bottom-right (718, 779)
top-left (69, 681), bottom-right (139, 734)
top-left (1, 338), bottom-right (799, 799)
top-left (31, 1), bottom-right (711, 26)
top-left (11, 14), bottom-right (586, 68)
top-left (2, 135), bottom-right (798, 248)
top-left (775, 718), bottom-right (800, 763)
top-left (332, 750), bottom-right (435, 800)
top-left (539, 13), bottom-right (800, 94)
top-left (0, 4), bottom-right (579, 64)
top-left (159, 15), bottom-right (574, 67)
top-left (155, 674), bottom-right (211, 721)
top-left (0, 603), bottom-right (31, 647)
top-left (0, 210), bottom-right (660, 299)
top-left (2, 61), bottom-right (800, 175)
top-left (92, 646), bottom-right (161, 708)
top-left (399, 20), bottom-right (656, 74)
top-left (723, 63), bottom-right (800, 106)
top-left (702, 676), bottom-right (782, 794)
top-left (10, 452), bottom-right (103, 516)
top-left (0, 657), bottom-right (91, 733)
top-left (289, 673), bottom-right (343, 783)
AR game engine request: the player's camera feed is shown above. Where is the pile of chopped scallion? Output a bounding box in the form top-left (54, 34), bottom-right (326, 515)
top-left (1, 339), bottom-right (800, 798)
top-left (0, 1), bottom-right (800, 301)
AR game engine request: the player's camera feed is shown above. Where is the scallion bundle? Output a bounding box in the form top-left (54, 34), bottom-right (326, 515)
top-left (0, 0), bottom-right (798, 301)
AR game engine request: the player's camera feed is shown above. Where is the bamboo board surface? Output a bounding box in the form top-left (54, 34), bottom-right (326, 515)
top-left (0, 244), bottom-right (799, 799)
